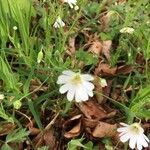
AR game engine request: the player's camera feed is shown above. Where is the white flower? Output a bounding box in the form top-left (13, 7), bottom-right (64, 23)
top-left (0, 94), bottom-right (4, 100)
top-left (64, 0), bottom-right (78, 9)
top-left (74, 5), bottom-right (79, 10)
top-left (120, 27), bottom-right (134, 34)
top-left (117, 123), bottom-right (149, 150)
top-left (53, 16), bottom-right (65, 28)
top-left (13, 26), bottom-right (18, 30)
top-left (57, 70), bottom-right (94, 102)
top-left (100, 78), bottom-right (107, 87)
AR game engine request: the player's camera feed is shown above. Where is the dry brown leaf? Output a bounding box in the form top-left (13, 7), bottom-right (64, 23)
top-left (43, 129), bottom-right (57, 149)
top-left (102, 80), bottom-right (113, 102)
top-left (116, 65), bottom-right (133, 75)
top-left (82, 118), bottom-right (99, 135)
top-left (83, 118), bottom-right (99, 129)
top-left (94, 76), bottom-right (105, 104)
top-left (95, 63), bottom-right (117, 76)
top-left (136, 53), bottom-right (145, 65)
top-left (68, 37), bottom-right (76, 55)
top-left (30, 78), bottom-right (48, 92)
top-left (29, 127), bottom-right (40, 136)
top-left (117, 0), bottom-right (127, 4)
top-left (88, 40), bottom-right (102, 55)
top-left (63, 114), bottom-right (82, 138)
top-left (111, 88), bottom-right (121, 100)
top-left (64, 121), bottom-right (81, 138)
top-left (33, 128), bottom-right (57, 149)
top-left (102, 40), bottom-right (112, 61)
top-left (78, 101), bottom-right (107, 120)
top-left (0, 122), bottom-right (16, 136)
top-left (92, 121), bottom-right (117, 138)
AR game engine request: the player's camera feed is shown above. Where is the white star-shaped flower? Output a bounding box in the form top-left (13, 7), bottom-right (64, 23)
top-left (120, 27), bottom-right (134, 34)
top-left (53, 16), bottom-right (65, 28)
top-left (117, 122), bottom-right (149, 150)
top-left (63, 0), bottom-right (78, 9)
top-left (57, 70), bottom-right (94, 102)
top-left (0, 94), bottom-right (4, 100)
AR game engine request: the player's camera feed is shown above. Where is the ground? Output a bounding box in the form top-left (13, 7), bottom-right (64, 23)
top-left (0, 0), bottom-right (150, 150)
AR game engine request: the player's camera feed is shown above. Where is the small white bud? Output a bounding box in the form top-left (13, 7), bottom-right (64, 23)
top-left (37, 50), bottom-right (43, 63)
top-left (13, 26), bottom-right (18, 30)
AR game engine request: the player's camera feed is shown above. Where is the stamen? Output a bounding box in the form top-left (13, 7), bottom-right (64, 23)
top-left (71, 74), bottom-right (82, 85)
top-left (130, 123), bottom-right (141, 134)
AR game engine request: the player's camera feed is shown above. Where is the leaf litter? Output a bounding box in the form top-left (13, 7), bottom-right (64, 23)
top-left (0, 0), bottom-right (150, 149)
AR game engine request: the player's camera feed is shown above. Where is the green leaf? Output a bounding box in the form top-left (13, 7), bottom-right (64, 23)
top-left (130, 86), bottom-right (150, 119)
top-left (6, 128), bottom-right (29, 143)
top-left (84, 141), bottom-right (93, 150)
top-left (1, 143), bottom-right (13, 150)
top-left (130, 86), bottom-right (150, 108)
top-left (0, 56), bottom-right (19, 91)
top-left (67, 138), bottom-right (86, 150)
top-left (0, 105), bottom-right (14, 123)
top-left (85, 2), bottom-right (101, 15)
top-left (28, 99), bottom-right (43, 129)
top-left (76, 49), bottom-right (98, 66)
top-left (37, 146), bottom-right (49, 150)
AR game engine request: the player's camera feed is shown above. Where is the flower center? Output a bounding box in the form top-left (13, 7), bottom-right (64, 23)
top-left (129, 123), bottom-right (141, 134)
top-left (71, 74), bottom-right (82, 85)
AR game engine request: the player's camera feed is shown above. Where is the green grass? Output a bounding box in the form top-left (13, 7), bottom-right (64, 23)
top-left (0, 0), bottom-right (150, 149)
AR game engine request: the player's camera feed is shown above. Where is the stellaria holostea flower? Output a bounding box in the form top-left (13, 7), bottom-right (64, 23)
top-left (63, 0), bottom-right (78, 9)
top-left (0, 94), bottom-right (4, 100)
top-left (57, 70), bottom-right (94, 102)
top-left (13, 26), bottom-right (18, 30)
top-left (117, 122), bottom-right (149, 150)
top-left (53, 16), bottom-right (65, 28)
top-left (120, 27), bottom-right (134, 34)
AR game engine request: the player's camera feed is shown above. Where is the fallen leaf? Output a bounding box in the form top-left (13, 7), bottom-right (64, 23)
top-left (94, 76), bottom-right (105, 104)
top-left (30, 78), bottom-right (48, 92)
top-left (33, 128), bottom-right (57, 149)
top-left (83, 118), bottom-right (99, 129)
top-left (102, 40), bottom-right (112, 61)
top-left (88, 40), bottom-right (102, 55)
top-left (67, 37), bottom-right (76, 55)
top-left (136, 52), bottom-right (145, 65)
top-left (63, 114), bottom-right (82, 138)
top-left (0, 122), bottom-right (16, 136)
top-left (116, 65), bottom-right (133, 74)
top-left (82, 118), bottom-right (98, 136)
top-left (29, 127), bottom-right (40, 136)
top-left (92, 122), bottom-right (117, 138)
top-left (78, 101), bottom-right (107, 120)
top-left (43, 129), bottom-right (57, 149)
top-left (64, 121), bottom-right (81, 138)
top-left (95, 63), bottom-right (117, 76)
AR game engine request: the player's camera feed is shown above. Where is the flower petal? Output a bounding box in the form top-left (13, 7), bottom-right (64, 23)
top-left (67, 86), bottom-right (75, 101)
top-left (136, 139), bottom-right (143, 150)
top-left (57, 75), bottom-right (71, 84)
top-left (81, 74), bottom-right (94, 81)
top-left (129, 135), bottom-right (137, 149)
top-left (143, 134), bottom-right (150, 143)
top-left (62, 70), bottom-right (75, 76)
top-left (120, 122), bottom-right (129, 127)
top-left (86, 90), bottom-right (94, 97)
top-left (75, 85), bottom-right (89, 102)
top-left (120, 133), bottom-right (130, 143)
top-left (59, 84), bottom-right (69, 94)
top-left (83, 81), bottom-right (94, 91)
top-left (117, 127), bottom-right (128, 133)
top-left (139, 134), bottom-right (149, 147)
